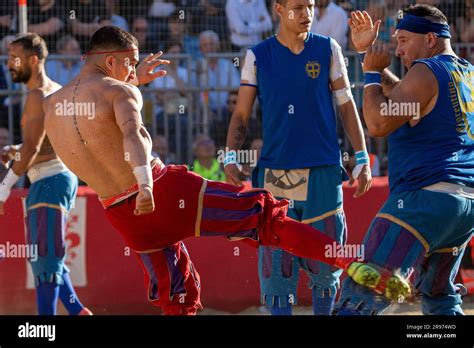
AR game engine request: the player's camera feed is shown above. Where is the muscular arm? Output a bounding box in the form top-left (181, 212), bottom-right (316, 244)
top-left (225, 85), bottom-right (257, 151)
top-left (381, 68), bottom-right (401, 96)
top-left (11, 91), bottom-right (47, 176)
top-left (364, 63), bottom-right (437, 137)
top-left (113, 84), bottom-right (151, 170)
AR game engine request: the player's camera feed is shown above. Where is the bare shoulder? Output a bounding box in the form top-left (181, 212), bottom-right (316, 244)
top-left (106, 78), bottom-right (141, 98)
top-left (105, 78), bottom-right (143, 107)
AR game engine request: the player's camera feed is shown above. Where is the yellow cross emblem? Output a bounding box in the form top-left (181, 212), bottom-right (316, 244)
top-left (305, 61), bottom-right (320, 79)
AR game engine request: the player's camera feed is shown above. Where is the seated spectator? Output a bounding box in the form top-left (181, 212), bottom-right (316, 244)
top-left (105, 0), bottom-right (129, 31)
top-left (459, 4), bottom-right (474, 57)
top-left (131, 17), bottom-right (152, 53)
top-left (68, 0), bottom-right (111, 51)
top-left (192, 0), bottom-right (230, 49)
top-left (168, 10), bottom-right (200, 59)
top-left (210, 91), bottom-right (262, 149)
top-left (152, 134), bottom-right (174, 164)
top-left (189, 134), bottom-right (225, 181)
top-left (45, 35), bottom-right (82, 86)
top-left (28, 0), bottom-right (66, 53)
top-left (310, 0), bottom-right (348, 49)
top-left (197, 30), bottom-right (240, 113)
top-left (0, 1), bottom-right (15, 38)
top-left (225, 0), bottom-right (273, 51)
top-left (151, 42), bottom-right (189, 116)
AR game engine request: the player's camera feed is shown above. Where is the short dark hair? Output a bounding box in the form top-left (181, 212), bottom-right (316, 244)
top-left (403, 3), bottom-right (448, 24)
top-left (88, 26), bottom-right (139, 52)
top-left (11, 33), bottom-right (48, 60)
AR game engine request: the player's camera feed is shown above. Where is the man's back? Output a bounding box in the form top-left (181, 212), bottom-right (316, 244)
top-left (44, 74), bottom-right (145, 197)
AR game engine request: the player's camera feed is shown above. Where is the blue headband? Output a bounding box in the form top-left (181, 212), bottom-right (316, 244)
top-left (396, 13), bottom-right (451, 38)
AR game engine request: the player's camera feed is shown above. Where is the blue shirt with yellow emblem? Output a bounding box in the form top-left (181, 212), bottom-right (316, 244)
top-left (248, 32), bottom-right (340, 169)
top-left (388, 55), bottom-right (474, 193)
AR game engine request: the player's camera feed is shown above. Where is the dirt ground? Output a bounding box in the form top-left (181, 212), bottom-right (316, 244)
top-left (200, 296), bottom-right (474, 315)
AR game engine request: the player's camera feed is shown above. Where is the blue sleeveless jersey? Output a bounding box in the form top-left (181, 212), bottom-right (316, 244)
top-left (251, 33), bottom-right (340, 169)
top-left (388, 55), bottom-right (474, 193)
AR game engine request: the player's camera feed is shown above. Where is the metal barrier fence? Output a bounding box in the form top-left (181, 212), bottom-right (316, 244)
top-left (1, 41), bottom-right (473, 163)
top-left (0, 0), bottom-right (473, 165)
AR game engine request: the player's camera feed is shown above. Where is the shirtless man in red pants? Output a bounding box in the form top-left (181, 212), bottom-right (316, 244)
top-left (43, 26), bottom-right (410, 315)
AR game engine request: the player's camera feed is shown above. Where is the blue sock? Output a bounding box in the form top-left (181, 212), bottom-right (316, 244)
top-left (270, 296), bottom-right (292, 316)
top-left (36, 282), bottom-right (60, 315)
top-left (59, 273), bottom-right (85, 315)
top-left (312, 288), bottom-right (336, 315)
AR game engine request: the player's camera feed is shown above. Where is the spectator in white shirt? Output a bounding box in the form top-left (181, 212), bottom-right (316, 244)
top-left (310, 0), bottom-right (348, 49)
top-left (225, 0), bottom-right (273, 50)
top-left (197, 30), bottom-right (240, 112)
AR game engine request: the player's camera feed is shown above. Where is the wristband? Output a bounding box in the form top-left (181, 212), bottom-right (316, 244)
top-left (223, 150), bottom-right (237, 167)
top-left (352, 151), bottom-right (370, 180)
top-left (364, 71), bottom-right (382, 87)
top-left (133, 165), bottom-right (153, 188)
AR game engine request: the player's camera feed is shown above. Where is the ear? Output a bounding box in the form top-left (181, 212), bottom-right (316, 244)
top-left (426, 33), bottom-right (438, 48)
top-left (105, 55), bottom-right (115, 70)
top-left (274, 1), bottom-right (284, 18)
top-left (28, 55), bottom-right (39, 66)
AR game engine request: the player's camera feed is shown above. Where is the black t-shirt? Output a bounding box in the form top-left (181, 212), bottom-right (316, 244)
top-left (63, 0), bottom-right (108, 51)
top-left (0, 0), bottom-right (16, 38)
top-left (27, 1), bottom-right (67, 52)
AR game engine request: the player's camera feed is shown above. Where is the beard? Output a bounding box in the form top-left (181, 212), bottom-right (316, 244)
top-left (10, 66), bottom-right (32, 83)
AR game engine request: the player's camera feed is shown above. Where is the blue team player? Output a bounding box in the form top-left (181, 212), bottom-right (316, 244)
top-left (0, 34), bottom-right (91, 315)
top-left (225, 0), bottom-right (372, 315)
top-left (335, 4), bottom-right (474, 315)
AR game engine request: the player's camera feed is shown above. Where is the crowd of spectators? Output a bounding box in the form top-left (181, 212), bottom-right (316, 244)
top-left (0, 0), bottom-right (473, 177)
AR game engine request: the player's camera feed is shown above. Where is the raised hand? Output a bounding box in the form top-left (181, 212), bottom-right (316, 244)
top-left (348, 11), bottom-right (381, 52)
top-left (136, 51), bottom-right (170, 85)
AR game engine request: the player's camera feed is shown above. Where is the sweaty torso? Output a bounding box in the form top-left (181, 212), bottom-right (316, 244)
top-left (23, 83), bottom-right (61, 167)
top-left (44, 74), bottom-right (152, 198)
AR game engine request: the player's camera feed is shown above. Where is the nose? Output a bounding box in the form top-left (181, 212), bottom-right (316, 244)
top-left (395, 45), bottom-right (403, 58)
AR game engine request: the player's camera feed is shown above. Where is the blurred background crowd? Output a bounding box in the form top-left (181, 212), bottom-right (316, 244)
top-left (0, 0), bottom-right (473, 185)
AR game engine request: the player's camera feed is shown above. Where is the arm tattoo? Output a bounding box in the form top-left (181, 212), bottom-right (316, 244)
top-left (234, 125), bottom-right (247, 149)
top-left (121, 119), bottom-right (136, 127)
